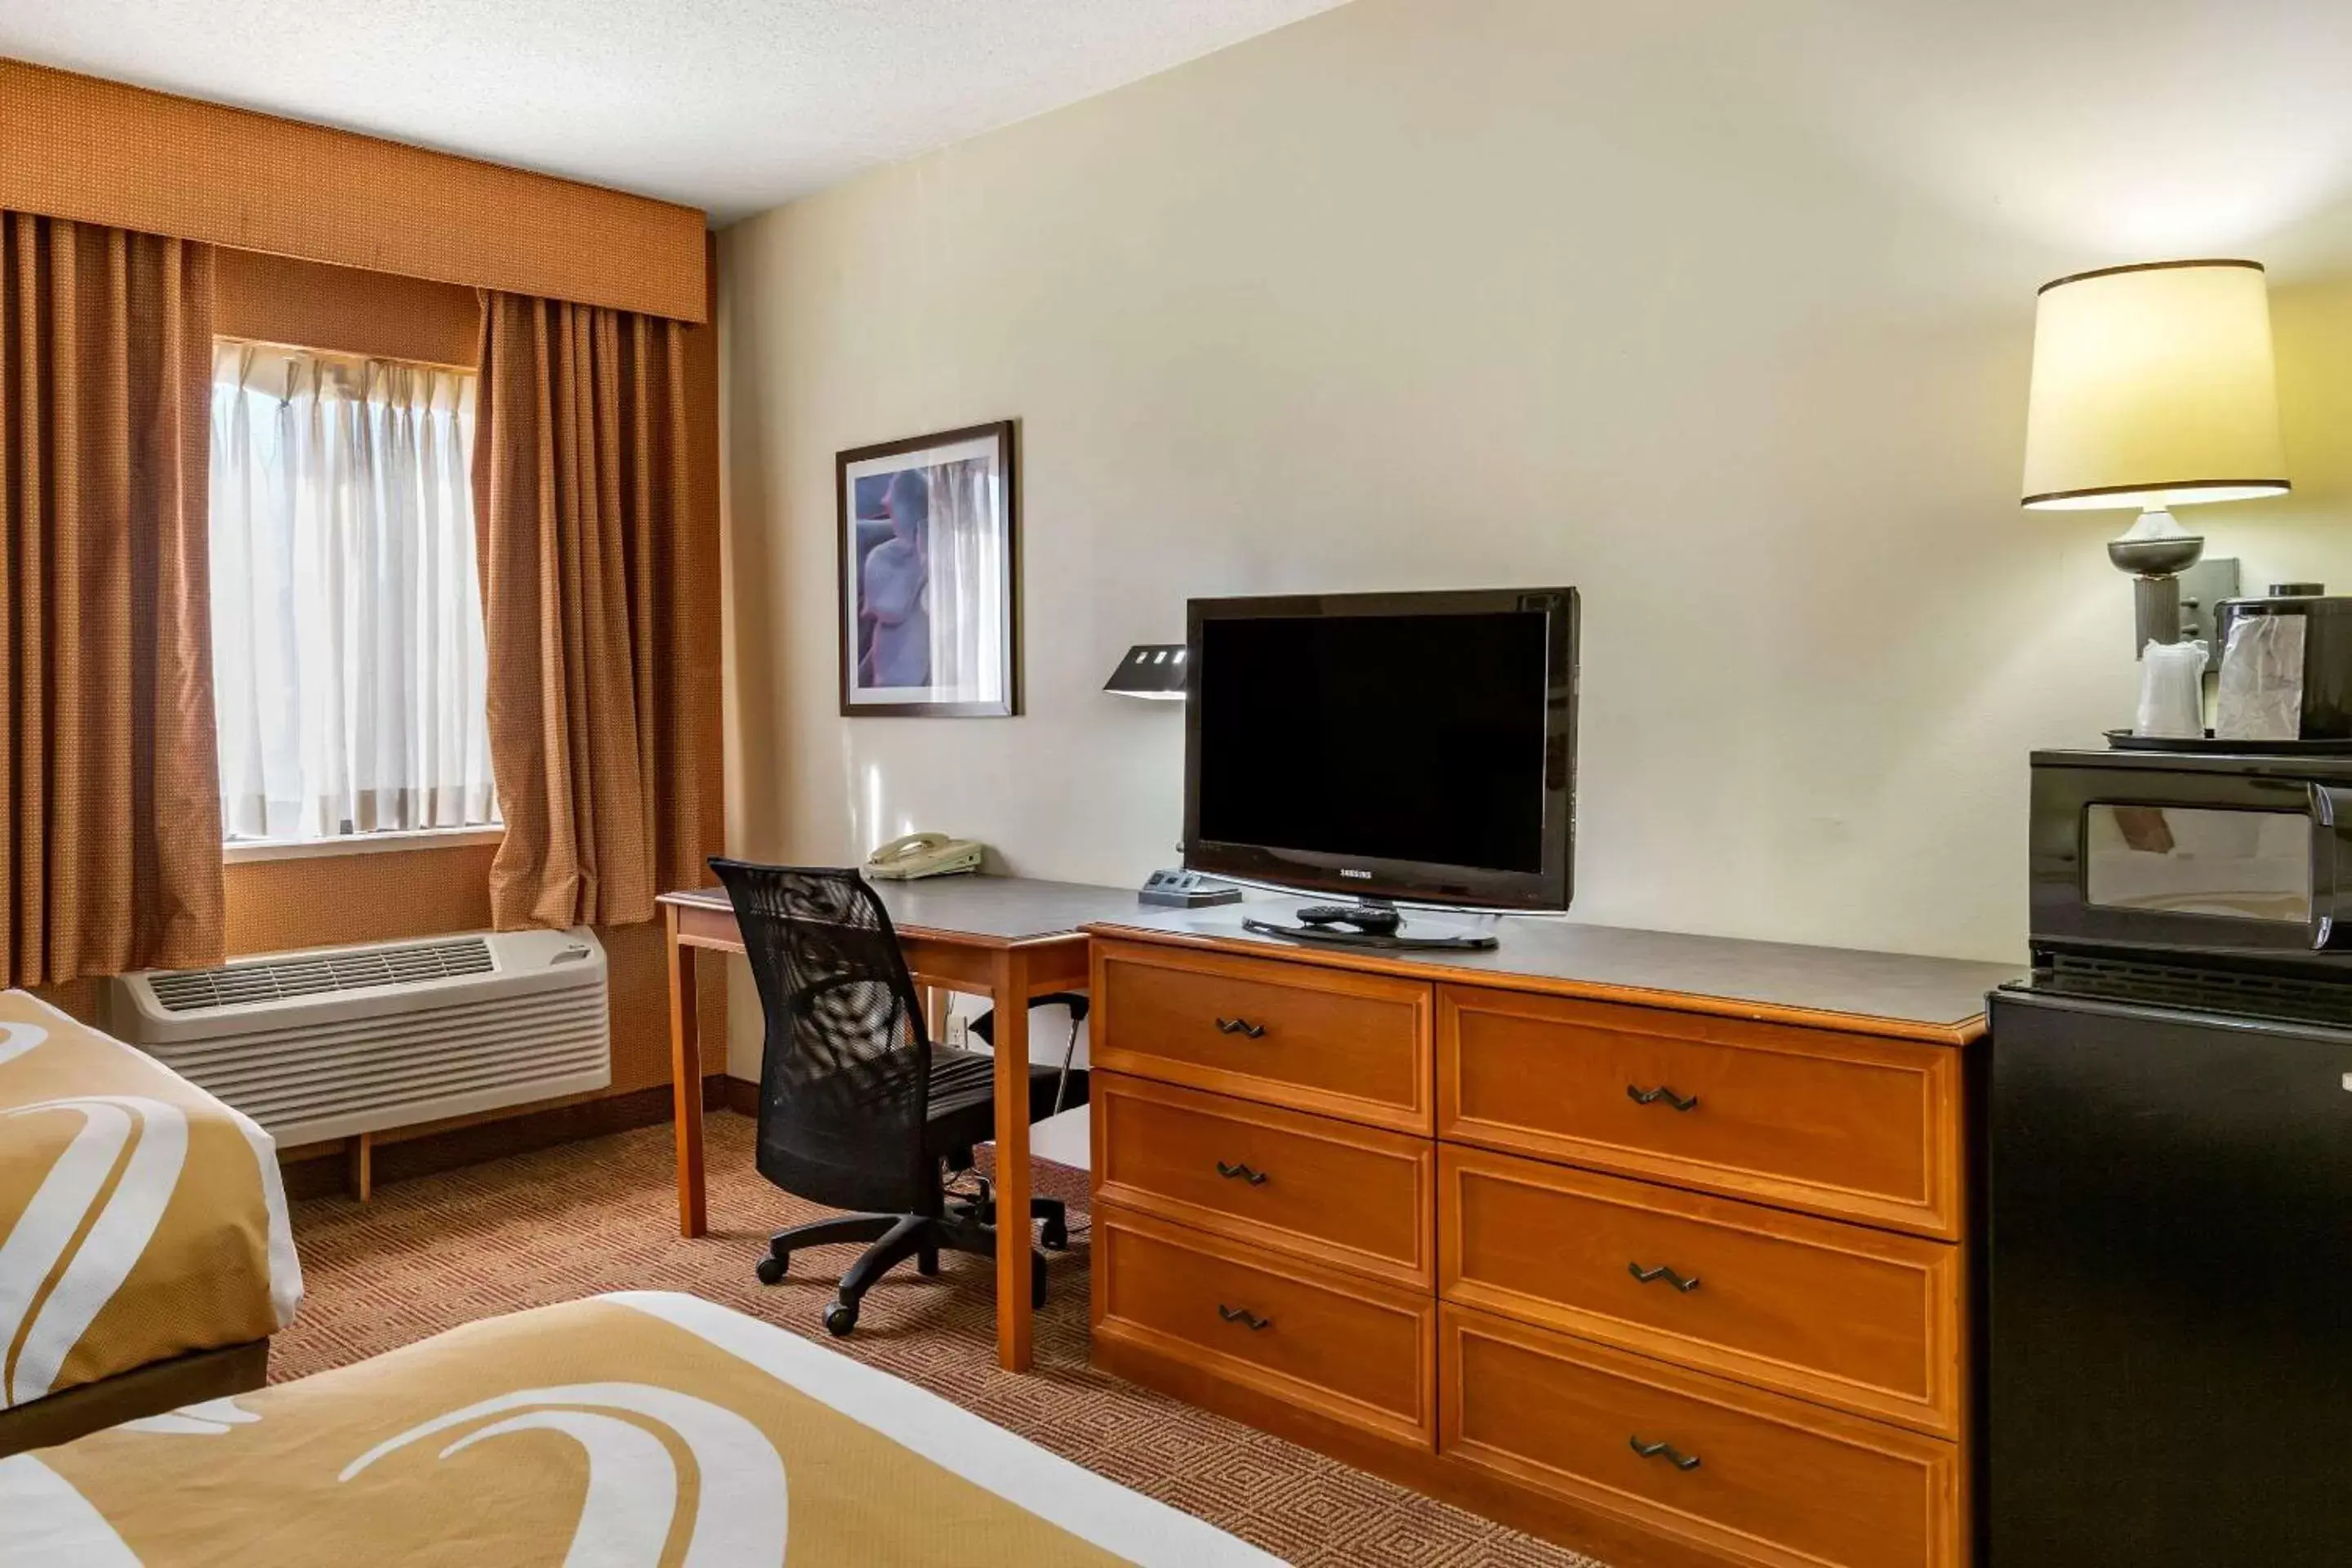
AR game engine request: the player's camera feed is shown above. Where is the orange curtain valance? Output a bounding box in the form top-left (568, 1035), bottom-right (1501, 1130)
top-left (0, 58), bottom-right (707, 324)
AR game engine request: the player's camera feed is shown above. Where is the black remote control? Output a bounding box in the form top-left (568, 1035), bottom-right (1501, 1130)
top-left (1296, 904), bottom-right (1403, 934)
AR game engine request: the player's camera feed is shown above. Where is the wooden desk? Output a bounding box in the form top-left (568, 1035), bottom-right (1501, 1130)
top-left (659, 875), bottom-right (1144, 1372)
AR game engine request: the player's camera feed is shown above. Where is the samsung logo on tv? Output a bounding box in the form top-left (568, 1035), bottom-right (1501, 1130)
top-left (1340, 868), bottom-right (1371, 880)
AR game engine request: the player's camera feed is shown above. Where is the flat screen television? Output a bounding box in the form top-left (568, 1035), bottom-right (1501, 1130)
top-left (1183, 588), bottom-right (1578, 911)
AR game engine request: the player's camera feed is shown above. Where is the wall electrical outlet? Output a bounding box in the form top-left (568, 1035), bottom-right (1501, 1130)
top-left (945, 1013), bottom-right (971, 1049)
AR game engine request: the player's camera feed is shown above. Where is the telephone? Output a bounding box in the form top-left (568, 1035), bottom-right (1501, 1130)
top-left (863, 831), bottom-right (987, 881)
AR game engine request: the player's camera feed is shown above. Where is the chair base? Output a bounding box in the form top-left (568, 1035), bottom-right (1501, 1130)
top-left (951, 1175), bottom-right (1069, 1251)
top-left (756, 1192), bottom-right (1068, 1337)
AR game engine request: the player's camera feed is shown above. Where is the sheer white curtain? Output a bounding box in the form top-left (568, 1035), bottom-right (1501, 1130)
top-left (210, 341), bottom-right (497, 841)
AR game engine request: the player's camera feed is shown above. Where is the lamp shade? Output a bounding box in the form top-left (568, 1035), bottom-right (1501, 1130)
top-left (2020, 259), bottom-right (2288, 511)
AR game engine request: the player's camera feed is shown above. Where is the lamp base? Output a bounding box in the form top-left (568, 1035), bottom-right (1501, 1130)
top-left (2108, 507), bottom-right (2204, 655)
top-left (2128, 574), bottom-right (2188, 654)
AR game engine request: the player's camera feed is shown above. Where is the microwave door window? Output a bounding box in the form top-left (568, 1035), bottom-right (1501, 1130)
top-left (2083, 805), bottom-right (2313, 922)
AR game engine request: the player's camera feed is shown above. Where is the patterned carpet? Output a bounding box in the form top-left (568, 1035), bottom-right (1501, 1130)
top-left (276, 1111), bottom-right (1603, 1567)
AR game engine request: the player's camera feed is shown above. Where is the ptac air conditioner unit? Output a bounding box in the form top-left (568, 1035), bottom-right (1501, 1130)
top-left (100, 928), bottom-right (610, 1147)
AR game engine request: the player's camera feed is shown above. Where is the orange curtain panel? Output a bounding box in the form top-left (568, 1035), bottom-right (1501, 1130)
top-left (473, 292), bottom-right (703, 930)
top-left (0, 212), bottom-right (225, 986)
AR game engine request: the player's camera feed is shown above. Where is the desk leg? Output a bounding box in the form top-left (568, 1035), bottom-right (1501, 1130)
top-left (990, 946), bottom-right (1035, 1373)
top-left (666, 906), bottom-right (708, 1239)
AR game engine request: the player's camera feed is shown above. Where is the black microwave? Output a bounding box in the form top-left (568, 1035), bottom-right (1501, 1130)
top-left (2030, 748), bottom-right (2352, 968)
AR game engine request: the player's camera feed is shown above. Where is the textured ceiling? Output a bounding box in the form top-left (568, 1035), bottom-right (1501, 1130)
top-left (0, 0), bottom-right (1349, 223)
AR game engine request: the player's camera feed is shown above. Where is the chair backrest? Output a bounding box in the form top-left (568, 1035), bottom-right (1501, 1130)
top-left (708, 860), bottom-right (936, 1215)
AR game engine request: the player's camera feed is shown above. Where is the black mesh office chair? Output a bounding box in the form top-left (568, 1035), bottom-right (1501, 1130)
top-left (710, 858), bottom-right (1078, 1337)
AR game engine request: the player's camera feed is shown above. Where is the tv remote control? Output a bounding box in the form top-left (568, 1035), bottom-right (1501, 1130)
top-left (1296, 904), bottom-right (1403, 933)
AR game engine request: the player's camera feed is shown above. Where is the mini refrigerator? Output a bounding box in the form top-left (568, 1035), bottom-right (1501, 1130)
top-left (1988, 988), bottom-right (2352, 1562)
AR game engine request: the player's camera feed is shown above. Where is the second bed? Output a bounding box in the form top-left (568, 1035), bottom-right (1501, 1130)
top-left (1, 1290), bottom-right (1281, 1565)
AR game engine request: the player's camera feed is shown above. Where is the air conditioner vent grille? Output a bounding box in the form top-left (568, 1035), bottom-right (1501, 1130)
top-left (149, 938), bottom-right (497, 1013)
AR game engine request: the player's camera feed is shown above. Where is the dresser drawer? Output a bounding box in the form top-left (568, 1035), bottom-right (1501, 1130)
top-left (1094, 1072), bottom-right (1436, 1289)
top-left (1442, 1306), bottom-right (1962, 1568)
top-left (1441, 1145), bottom-right (1960, 1437)
top-left (1093, 1205), bottom-right (1436, 1448)
top-left (1438, 987), bottom-right (1962, 1237)
top-left (1093, 939), bottom-right (1433, 1133)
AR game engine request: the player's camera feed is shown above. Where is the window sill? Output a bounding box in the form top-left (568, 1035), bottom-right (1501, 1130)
top-left (224, 826), bottom-right (505, 865)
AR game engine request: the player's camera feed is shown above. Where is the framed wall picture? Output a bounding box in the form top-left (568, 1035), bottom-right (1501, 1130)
top-left (835, 420), bottom-right (1020, 718)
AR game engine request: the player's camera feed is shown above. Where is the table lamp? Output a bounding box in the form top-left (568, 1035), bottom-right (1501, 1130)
top-left (2020, 259), bottom-right (2289, 653)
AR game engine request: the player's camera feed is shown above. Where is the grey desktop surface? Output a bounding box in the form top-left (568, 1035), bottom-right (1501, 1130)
top-left (1096, 900), bottom-right (2022, 1031)
top-left (669, 874), bottom-right (1140, 943)
top-left (675, 876), bottom-right (2020, 1027)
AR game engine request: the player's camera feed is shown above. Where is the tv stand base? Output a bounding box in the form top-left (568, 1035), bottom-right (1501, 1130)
top-left (1240, 915), bottom-right (1499, 951)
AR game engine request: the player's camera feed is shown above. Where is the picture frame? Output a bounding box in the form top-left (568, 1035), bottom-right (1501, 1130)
top-left (835, 420), bottom-right (1020, 718)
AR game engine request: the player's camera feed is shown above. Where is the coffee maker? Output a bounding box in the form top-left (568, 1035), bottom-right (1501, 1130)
top-left (2213, 583), bottom-right (2352, 742)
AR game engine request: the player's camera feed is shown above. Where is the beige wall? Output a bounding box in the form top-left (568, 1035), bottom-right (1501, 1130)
top-left (718, 0), bottom-right (2352, 1051)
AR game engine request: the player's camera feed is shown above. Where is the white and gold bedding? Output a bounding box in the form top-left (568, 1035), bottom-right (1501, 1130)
top-left (0, 991), bottom-right (299, 1411)
top-left (0, 1292), bottom-right (1282, 1566)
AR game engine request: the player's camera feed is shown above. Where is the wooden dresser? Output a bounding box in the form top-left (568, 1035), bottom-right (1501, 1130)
top-left (1085, 914), bottom-right (2016, 1568)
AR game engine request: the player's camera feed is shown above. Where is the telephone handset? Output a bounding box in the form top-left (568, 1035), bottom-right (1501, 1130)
top-left (863, 831), bottom-right (987, 881)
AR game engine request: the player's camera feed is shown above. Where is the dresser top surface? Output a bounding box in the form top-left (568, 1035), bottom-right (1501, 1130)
top-left (1091, 903), bottom-right (2020, 1039)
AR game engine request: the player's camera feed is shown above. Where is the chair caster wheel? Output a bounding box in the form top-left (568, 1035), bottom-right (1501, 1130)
top-left (823, 1301), bottom-right (858, 1338)
top-left (1041, 1219), bottom-right (1068, 1252)
top-left (755, 1254), bottom-right (787, 1285)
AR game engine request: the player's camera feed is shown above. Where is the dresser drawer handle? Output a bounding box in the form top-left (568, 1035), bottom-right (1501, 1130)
top-left (1215, 1160), bottom-right (1271, 1186)
top-left (1626, 1084), bottom-right (1699, 1112)
top-left (1214, 1017), bottom-right (1268, 1039)
top-left (1628, 1261), bottom-right (1701, 1293)
top-left (1629, 1436), bottom-right (1702, 1472)
top-left (1216, 1303), bottom-right (1273, 1330)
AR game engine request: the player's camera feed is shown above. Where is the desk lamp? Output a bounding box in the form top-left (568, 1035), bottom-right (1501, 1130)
top-left (1100, 641), bottom-right (1236, 906)
top-left (2021, 259), bottom-right (2289, 653)
top-left (1102, 644), bottom-right (1188, 698)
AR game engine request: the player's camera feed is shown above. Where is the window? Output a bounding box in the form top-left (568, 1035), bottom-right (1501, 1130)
top-left (209, 341), bottom-right (497, 844)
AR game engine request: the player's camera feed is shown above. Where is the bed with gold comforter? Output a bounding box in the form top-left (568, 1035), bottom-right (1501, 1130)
top-left (0, 991), bottom-right (300, 1422)
top-left (0, 1291), bottom-right (1281, 1566)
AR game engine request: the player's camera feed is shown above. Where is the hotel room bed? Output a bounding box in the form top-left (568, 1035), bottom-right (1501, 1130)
top-left (0, 991), bottom-right (301, 1457)
top-left (0, 1290), bottom-right (1281, 1566)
